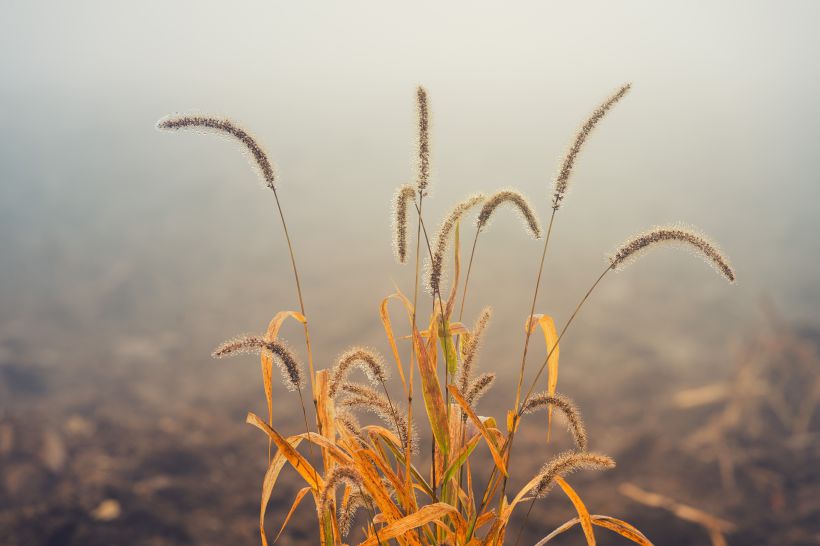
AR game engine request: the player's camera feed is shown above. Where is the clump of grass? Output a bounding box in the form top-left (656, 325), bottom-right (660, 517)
top-left (160, 82), bottom-right (735, 546)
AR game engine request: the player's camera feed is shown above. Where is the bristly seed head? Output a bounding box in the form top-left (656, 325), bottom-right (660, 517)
top-left (476, 189), bottom-right (541, 239)
top-left (392, 184), bottom-right (417, 264)
top-left (416, 86), bottom-right (430, 191)
top-left (328, 347), bottom-right (388, 398)
top-left (609, 225), bottom-right (736, 283)
top-left (338, 383), bottom-right (415, 452)
top-left (552, 83), bottom-right (631, 211)
top-left (522, 392), bottom-right (588, 451)
top-left (338, 490), bottom-right (372, 537)
top-left (458, 307), bottom-right (492, 394)
top-left (532, 451), bottom-right (615, 498)
top-left (465, 372), bottom-right (496, 407)
top-left (319, 465), bottom-right (365, 517)
top-left (212, 335), bottom-right (303, 391)
top-left (157, 114), bottom-right (276, 190)
top-left (427, 194), bottom-right (485, 295)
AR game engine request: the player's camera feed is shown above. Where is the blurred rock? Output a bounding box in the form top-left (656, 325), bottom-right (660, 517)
top-left (40, 428), bottom-right (66, 473)
top-left (91, 499), bottom-right (121, 522)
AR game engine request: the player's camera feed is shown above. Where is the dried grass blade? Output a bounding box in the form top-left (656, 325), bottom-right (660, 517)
top-left (359, 503), bottom-right (458, 546)
top-left (259, 436), bottom-right (305, 546)
top-left (246, 412), bottom-right (322, 490)
top-left (379, 295), bottom-right (407, 392)
top-left (441, 433), bottom-right (481, 486)
top-left (274, 486), bottom-right (311, 543)
top-left (261, 311), bottom-right (308, 458)
top-left (414, 327), bottom-right (450, 456)
top-left (590, 516), bottom-right (654, 545)
top-left (525, 314), bottom-right (560, 437)
top-left (555, 477), bottom-right (596, 546)
top-left (448, 386), bottom-right (507, 477)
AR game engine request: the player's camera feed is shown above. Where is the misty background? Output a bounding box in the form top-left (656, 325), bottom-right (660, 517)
top-left (1, 2), bottom-right (818, 545)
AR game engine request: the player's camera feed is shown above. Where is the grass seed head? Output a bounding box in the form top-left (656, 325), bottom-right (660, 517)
top-left (319, 465), bottom-right (365, 517)
top-left (416, 86), bottom-right (431, 191)
top-left (465, 372), bottom-right (496, 408)
top-left (328, 347), bottom-right (388, 398)
top-left (458, 307), bottom-right (492, 394)
top-left (392, 184), bottom-right (417, 264)
top-left (609, 225), bottom-right (736, 283)
top-left (157, 114), bottom-right (276, 190)
top-left (522, 392), bottom-right (588, 451)
top-left (552, 83), bottom-right (631, 210)
top-left (428, 194), bottom-right (485, 295)
top-left (212, 335), bottom-right (303, 391)
top-left (476, 189), bottom-right (541, 239)
top-left (533, 451), bottom-right (616, 498)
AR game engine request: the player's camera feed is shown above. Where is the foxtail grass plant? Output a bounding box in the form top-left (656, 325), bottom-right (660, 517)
top-left (159, 82), bottom-right (736, 546)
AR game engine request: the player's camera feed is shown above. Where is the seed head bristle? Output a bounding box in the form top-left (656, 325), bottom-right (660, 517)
top-left (458, 307), bottom-right (492, 394)
top-left (392, 184), bottom-right (417, 264)
top-left (552, 83), bottom-right (631, 210)
top-left (319, 465), bottom-right (365, 516)
top-left (338, 383), bottom-right (414, 452)
top-left (533, 451), bottom-right (615, 498)
top-left (211, 335), bottom-right (303, 391)
top-left (609, 225), bottom-right (736, 283)
top-left (338, 491), bottom-right (372, 537)
top-left (157, 114), bottom-right (276, 190)
top-left (476, 189), bottom-right (541, 239)
top-left (328, 347), bottom-right (388, 398)
top-left (416, 86), bottom-right (430, 191)
top-left (465, 372), bottom-right (496, 407)
top-left (427, 194), bottom-right (485, 295)
top-left (335, 409), bottom-right (367, 447)
top-left (522, 392), bottom-right (588, 450)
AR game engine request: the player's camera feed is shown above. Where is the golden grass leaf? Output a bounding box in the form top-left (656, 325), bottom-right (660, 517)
top-left (246, 412), bottom-right (322, 490)
top-left (448, 386), bottom-right (507, 477)
top-left (261, 311), bottom-right (308, 459)
top-left (445, 221), bottom-right (462, 317)
top-left (274, 486), bottom-right (311, 543)
top-left (533, 515), bottom-right (654, 546)
top-left (415, 327), bottom-right (450, 456)
top-left (358, 503), bottom-right (458, 546)
top-left (379, 294), bottom-right (408, 392)
top-left (441, 433), bottom-right (481, 486)
top-left (556, 476), bottom-right (596, 546)
top-left (259, 436), bottom-right (305, 546)
top-left (525, 314), bottom-right (559, 439)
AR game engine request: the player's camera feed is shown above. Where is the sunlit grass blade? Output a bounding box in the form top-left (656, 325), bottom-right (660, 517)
top-left (448, 385), bottom-right (507, 478)
top-left (525, 314), bottom-right (560, 437)
top-left (246, 412), bottom-right (322, 490)
top-left (414, 327), bottom-right (450, 457)
top-left (359, 503), bottom-right (459, 546)
top-left (274, 486), bottom-right (311, 544)
top-left (555, 477), bottom-right (596, 546)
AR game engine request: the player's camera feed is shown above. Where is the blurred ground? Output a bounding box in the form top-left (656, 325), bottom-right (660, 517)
top-left (1, 309), bottom-right (817, 545)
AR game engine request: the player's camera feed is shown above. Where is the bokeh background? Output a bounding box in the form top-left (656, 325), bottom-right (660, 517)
top-left (1, 1), bottom-right (818, 545)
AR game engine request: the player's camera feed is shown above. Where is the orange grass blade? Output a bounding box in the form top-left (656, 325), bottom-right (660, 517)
top-left (448, 386), bottom-right (507, 477)
top-left (261, 311), bottom-right (308, 458)
top-left (441, 433), bottom-right (481, 486)
top-left (445, 221), bottom-right (462, 318)
top-left (556, 476), bottom-right (596, 546)
top-left (379, 295), bottom-right (408, 392)
top-left (259, 436), bottom-right (305, 546)
top-left (414, 327), bottom-right (450, 456)
top-left (525, 314), bottom-right (560, 438)
top-left (533, 515), bottom-right (654, 546)
top-left (591, 516), bottom-right (654, 545)
top-left (359, 503), bottom-right (459, 546)
top-left (246, 412), bottom-right (322, 490)
top-left (274, 486), bottom-right (311, 543)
